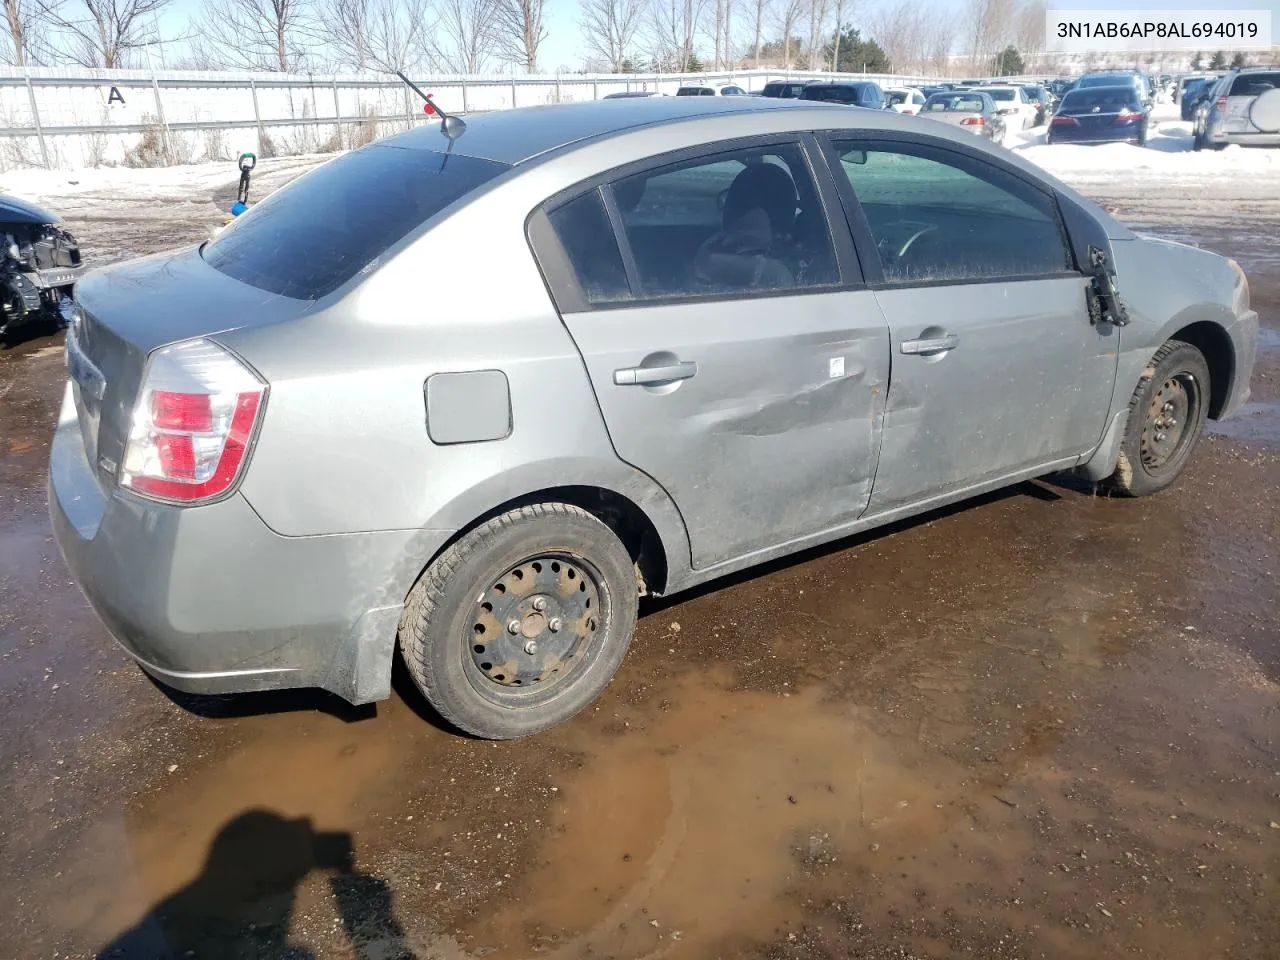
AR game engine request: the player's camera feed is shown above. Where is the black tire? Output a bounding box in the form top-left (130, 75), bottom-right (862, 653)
top-left (1106, 340), bottom-right (1210, 497)
top-left (1192, 129), bottom-right (1204, 151)
top-left (400, 503), bottom-right (639, 739)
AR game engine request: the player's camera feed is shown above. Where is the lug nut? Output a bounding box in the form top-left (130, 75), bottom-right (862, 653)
top-left (1163, 402), bottom-right (1174, 413)
top-left (524, 640), bottom-right (538, 655)
top-left (1155, 432), bottom-right (1167, 442)
top-left (548, 617), bottom-right (563, 633)
top-left (507, 619), bottom-right (521, 634)
top-left (532, 597), bottom-right (547, 612)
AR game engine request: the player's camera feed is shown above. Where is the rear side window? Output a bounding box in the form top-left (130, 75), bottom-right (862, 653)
top-left (1230, 72), bottom-right (1280, 96)
top-left (203, 146), bottom-right (506, 299)
top-left (832, 141), bottom-right (1071, 283)
top-left (546, 191), bottom-right (630, 304)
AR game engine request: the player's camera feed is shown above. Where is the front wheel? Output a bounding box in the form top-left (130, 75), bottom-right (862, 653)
top-left (400, 503), bottom-right (639, 739)
top-left (1106, 340), bottom-right (1210, 497)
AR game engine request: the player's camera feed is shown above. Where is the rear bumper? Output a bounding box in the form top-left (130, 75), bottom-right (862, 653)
top-left (1207, 128), bottom-right (1280, 147)
top-left (48, 384), bottom-right (447, 704)
top-left (1046, 129), bottom-right (1144, 145)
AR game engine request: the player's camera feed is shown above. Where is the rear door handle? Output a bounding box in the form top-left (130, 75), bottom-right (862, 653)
top-left (614, 361), bottom-right (699, 385)
top-left (900, 333), bottom-right (959, 355)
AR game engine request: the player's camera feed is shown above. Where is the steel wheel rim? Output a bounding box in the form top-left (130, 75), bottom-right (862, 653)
top-left (1140, 372), bottom-right (1199, 473)
top-left (466, 553), bottom-right (606, 704)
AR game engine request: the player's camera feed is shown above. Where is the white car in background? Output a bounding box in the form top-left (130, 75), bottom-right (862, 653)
top-left (975, 85), bottom-right (1038, 129)
top-left (885, 87), bottom-right (927, 115)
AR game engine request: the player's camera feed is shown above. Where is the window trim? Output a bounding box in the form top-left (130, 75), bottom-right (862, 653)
top-left (816, 130), bottom-right (1083, 290)
top-left (529, 133), bottom-right (864, 314)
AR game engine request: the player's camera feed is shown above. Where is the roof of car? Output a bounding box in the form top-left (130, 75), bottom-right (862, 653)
top-left (378, 97), bottom-right (846, 165)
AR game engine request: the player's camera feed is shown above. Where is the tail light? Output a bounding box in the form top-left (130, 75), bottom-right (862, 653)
top-left (1216, 96), bottom-right (1228, 109)
top-left (1050, 115), bottom-right (1079, 126)
top-left (121, 339), bottom-right (267, 504)
top-left (1111, 107), bottom-right (1141, 125)
top-left (960, 116), bottom-right (985, 125)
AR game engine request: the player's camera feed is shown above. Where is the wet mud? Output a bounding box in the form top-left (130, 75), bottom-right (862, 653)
top-left (0, 179), bottom-right (1276, 959)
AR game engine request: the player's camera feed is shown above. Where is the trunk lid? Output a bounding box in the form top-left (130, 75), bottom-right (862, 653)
top-left (67, 246), bottom-right (315, 488)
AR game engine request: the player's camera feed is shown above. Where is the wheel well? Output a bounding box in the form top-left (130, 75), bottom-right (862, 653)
top-left (1170, 321), bottom-right (1234, 419)
top-left (417, 486), bottom-right (669, 600)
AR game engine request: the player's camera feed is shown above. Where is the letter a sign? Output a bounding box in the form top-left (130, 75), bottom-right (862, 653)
top-left (107, 86), bottom-right (125, 105)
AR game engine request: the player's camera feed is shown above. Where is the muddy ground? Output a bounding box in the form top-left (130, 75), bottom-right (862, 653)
top-left (0, 166), bottom-right (1276, 960)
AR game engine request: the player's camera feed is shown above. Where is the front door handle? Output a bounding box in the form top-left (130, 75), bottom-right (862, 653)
top-left (900, 333), bottom-right (959, 355)
top-left (614, 361), bottom-right (699, 386)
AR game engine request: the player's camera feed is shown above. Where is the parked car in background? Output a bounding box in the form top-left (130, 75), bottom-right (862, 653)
top-left (1179, 76), bottom-right (1219, 120)
top-left (1048, 78), bottom-right (1074, 98)
top-left (676, 84), bottom-right (747, 96)
top-left (1076, 71), bottom-right (1153, 108)
top-left (1194, 68), bottom-right (1280, 151)
top-left (975, 85), bottom-right (1037, 129)
top-left (919, 90), bottom-right (1006, 140)
top-left (1020, 85), bottom-right (1053, 125)
top-left (1047, 85), bottom-right (1150, 146)
top-left (920, 84), bottom-right (954, 98)
top-left (885, 87), bottom-right (927, 115)
top-left (800, 80), bottom-right (886, 109)
top-left (50, 97), bottom-right (1258, 740)
top-left (759, 80), bottom-right (807, 99)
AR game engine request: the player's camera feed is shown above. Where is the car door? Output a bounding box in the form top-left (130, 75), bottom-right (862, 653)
top-left (530, 136), bottom-right (891, 569)
top-left (821, 134), bottom-right (1118, 513)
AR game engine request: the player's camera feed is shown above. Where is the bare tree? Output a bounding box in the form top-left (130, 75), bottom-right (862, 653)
top-left (579, 0), bottom-right (645, 70)
top-left (191, 0), bottom-right (316, 71)
top-left (40, 0), bottom-right (170, 67)
top-left (826, 0), bottom-right (845, 70)
top-left (865, 0), bottom-right (930, 73)
top-left (924, 13), bottom-right (951, 75)
top-left (750, 0), bottom-right (767, 63)
top-left (967, 0), bottom-right (1015, 71)
top-left (803, 0), bottom-right (826, 69)
top-left (771, 0), bottom-right (801, 67)
top-left (3, 0), bottom-right (48, 64)
top-left (428, 0), bottom-right (500, 73)
top-left (646, 0), bottom-right (705, 71)
top-left (721, 0), bottom-right (732, 65)
top-left (1014, 0), bottom-right (1045, 72)
top-left (495, 0), bottom-right (547, 72)
top-left (322, 0), bottom-right (429, 72)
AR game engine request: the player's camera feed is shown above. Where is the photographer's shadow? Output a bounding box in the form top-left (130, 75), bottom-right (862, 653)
top-left (97, 809), bottom-right (414, 959)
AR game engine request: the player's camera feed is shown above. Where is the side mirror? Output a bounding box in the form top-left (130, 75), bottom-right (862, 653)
top-left (843, 150), bottom-right (869, 165)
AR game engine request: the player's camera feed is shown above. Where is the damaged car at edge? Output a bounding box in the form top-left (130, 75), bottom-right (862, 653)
top-left (50, 98), bottom-right (1258, 739)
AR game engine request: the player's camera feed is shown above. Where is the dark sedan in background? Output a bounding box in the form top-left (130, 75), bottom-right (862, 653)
top-left (1047, 86), bottom-right (1150, 146)
top-left (800, 80), bottom-right (887, 110)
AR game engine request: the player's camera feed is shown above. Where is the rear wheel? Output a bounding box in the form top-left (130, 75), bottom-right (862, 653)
top-left (1106, 341), bottom-right (1210, 497)
top-left (400, 503), bottom-right (639, 739)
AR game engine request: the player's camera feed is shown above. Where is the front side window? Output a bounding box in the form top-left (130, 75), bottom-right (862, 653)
top-left (203, 146), bottom-right (506, 300)
top-left (602, 142), bottom-right (839, 300)
top-left (831, 141), bottom-right (1071, 284)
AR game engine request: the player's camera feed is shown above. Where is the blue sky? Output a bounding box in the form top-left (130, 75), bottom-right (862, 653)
top-left (151, 0), bottom-right (1279, 74)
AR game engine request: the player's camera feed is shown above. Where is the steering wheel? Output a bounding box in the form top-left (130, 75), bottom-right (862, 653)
top-left (877, 220), bottom-right (939, 266)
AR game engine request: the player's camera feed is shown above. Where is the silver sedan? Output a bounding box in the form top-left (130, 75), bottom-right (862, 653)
top-left (51, 97), bottom-right (1258, 738)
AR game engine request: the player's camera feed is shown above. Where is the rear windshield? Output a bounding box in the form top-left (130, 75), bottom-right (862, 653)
top-left (1060, 88), bottom-right (1139, 111)
top-left (1230, 72), bottom-right (1280, 96)
top-left (202, 146), bottom-right (506, 300)
top-left (925, 94), bottom-right (986, 112)
top-left (1079, 75), bottom-right (1131, 88)
top-left (804, 86), bottom-right (854, 101)
top-left (1021, 86), bottom-right (1042, 99)
top-left (983, 88), bottom-right (1015, 100)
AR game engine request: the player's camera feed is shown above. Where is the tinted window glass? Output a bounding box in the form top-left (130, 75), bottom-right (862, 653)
top-left (1079, 74), bottom-right (1132, 88)
top-left (832, 142), bottom-right (1071, 284)
top-left (608, 143), bottom-right (839, 299)
top-left (203, 146), bottom-right (505, 299)
top-left (547, 190), bottom-right (630, 304)
top-left (803, 85), bottom-right (853, 103)
top-left (983, 87), bottom-right (1016, 101)
top-left (886, 91), bottom-right (907, 105)
top-left (1230, 72), bottom-right (1280, 95)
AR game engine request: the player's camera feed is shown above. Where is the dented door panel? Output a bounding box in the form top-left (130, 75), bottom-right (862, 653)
top-left (562, 290), bottom-right (890, 569)
top-left (866, 276), bottom-right (1118, 512)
